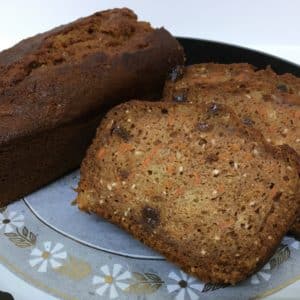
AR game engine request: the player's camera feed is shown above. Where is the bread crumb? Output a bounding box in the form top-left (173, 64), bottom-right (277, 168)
top-left (243, 173), bottom-right (248, 177)
top-left (266, 138), bottom-right (271, 143)
top-left (296, 138), bottom-right (300, 143)
top-left (234, 162), bottom-right (239, 169)
top-left (282, 128), bottom-right (288, 134)
top-left (135, 150), bottom-right (143, 156)
top-left (214, 235), bottom-right (220, 241)
top-left (211, 138), bottom-right (216, 146)
top-left (246, 94), bottom-right (252, 99)
top-left (201, 249), bottom-right (206, 255)
top-left (212, 190), bottom-right (218, 196)
top-left (122, 181), bottom-right (126, 185)
top-left (178, 166), bottom-right (184, 173)
top-left (125, 110), bottom-right (130, 114)
top-left (111, 182), bottom-right (117, 187)
top-left (253, 148), bottom-right (259, 155)
top-left (131, 184), bottom-right (136, 189)
top-left (249, 201), bottom-right (256, 206)
top-left (107, 184), bottom-right (112, 191)
top-left (287, 166), bottom-right (293, 171)
top-left (99, 200), bottom-right (104, 204)
top-left (127, 118), bottom-right (132, 122)
top-left (268, 235), bottom-right (273, 240)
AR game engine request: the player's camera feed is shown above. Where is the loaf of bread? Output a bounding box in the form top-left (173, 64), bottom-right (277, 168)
top-left (164, 63), bottom-right (300, 236)
top-left (76, 100), bottom-right (300, 284)
top-left (0, 8), bottom-right (184, 206)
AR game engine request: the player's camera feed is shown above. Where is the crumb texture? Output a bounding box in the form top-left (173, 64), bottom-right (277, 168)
top-left (163, 63), bottom-right (300, 156)
top-left (164, 63), bottom-right (300, 236)
top-left (77, 100), bottom-right (300, 284)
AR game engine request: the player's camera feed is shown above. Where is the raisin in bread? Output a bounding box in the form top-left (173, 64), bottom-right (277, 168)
top-left (164, 63), bottom-right (300, 236)
top-left (76, 100), bottom-right (300, 284)
top-left (0, 8), bottom-right (184, 206)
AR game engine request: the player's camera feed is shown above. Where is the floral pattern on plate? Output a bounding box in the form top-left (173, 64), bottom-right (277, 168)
top-left (29, 242), bottom-right (67, 273)
top-left (167, 270), bottom-right (204, 300)
top-left (0, 211), bottom-right (24, 234)
top-left (93, 264), bottom-right (131, 299)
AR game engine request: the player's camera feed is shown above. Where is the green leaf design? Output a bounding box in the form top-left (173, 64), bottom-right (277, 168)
top-left (54, 255), bottom-right (91, 280)
top-left (202, 283), bottom-right (228, 292)
top-left (4, 227), bottom-right (36, 248)
top-left (0, 206), bottom-right (7, 213)
top-left (269, 243), bottom-right (290, 270)
top-left (125, 272), bottom-right (164, 294)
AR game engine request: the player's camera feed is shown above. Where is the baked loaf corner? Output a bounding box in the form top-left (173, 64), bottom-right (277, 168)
top-left (0, 8), bottom-right (185, 206)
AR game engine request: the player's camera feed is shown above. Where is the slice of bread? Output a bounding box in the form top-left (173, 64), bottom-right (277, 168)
top-left (163, 63), bottom-right (300, 236)
top-left (76, 100), bottom-right (300, 284)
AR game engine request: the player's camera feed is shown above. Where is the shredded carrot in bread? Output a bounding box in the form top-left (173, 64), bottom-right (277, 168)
top-left (174, 187), bottom-right (184, 197)
top-left (97, 147), bottom-right (106, 160)
top-left (166, 164), bottom-right (175, 175)
top-left (142, 144), bottom-right (161, 169)
top-left (193, 172), bottom-right (201, 185)
top-left (164, 179), bottom-right (173, 190)
top-left (117, 143), bottom-right (134, 155)
top-left (218, 184), bottom-right (225, 194)
top-left (218, 219), bottom-right (234, 231)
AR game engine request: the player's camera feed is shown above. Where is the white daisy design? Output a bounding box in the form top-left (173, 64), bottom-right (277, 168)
top-left (167, 270), bottom-right (204, 300)
top-left (250, 263), bottom-right (271, 285)
top-left (283, 236), bottom-right (300, 250)
top-left (29, 241), bottom-right (67, 272)
top-left (0, 211), bottom-right (24, 233)
top-left (93, 264), bottom-right (131, 299)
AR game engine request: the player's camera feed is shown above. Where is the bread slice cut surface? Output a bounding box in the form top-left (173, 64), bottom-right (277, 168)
top-left (77, 100), bottom-right (300, 284)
